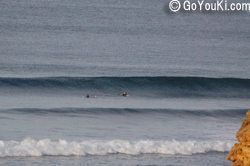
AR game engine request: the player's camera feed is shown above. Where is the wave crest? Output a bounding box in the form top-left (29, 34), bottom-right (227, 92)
top-left (0, 138), bottom-right (234, 157)
top-left (1, 76), bottom-right (249, 98)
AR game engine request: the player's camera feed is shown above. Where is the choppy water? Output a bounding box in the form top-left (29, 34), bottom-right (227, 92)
top-left (0, 0), bottom-right (250, 165)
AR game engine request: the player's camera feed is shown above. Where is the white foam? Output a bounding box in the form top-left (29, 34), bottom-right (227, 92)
top-left (0, 138), bottom-right (234, 157)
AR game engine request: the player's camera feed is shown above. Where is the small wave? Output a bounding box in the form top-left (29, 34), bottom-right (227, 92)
top-left (2, 108), bottom-right (247, 118)
top-left (0, 138), bottom-right (234, 157)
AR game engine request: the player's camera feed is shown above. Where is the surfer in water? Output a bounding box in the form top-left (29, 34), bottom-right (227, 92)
top-left (85, 94), bottom-right (97, 98)
top-left (122, 92), bottom-right (128, 97)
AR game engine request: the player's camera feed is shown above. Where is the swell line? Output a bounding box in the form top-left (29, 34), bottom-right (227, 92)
top-left (0, 76), bottom-right (249, 98)
top-left (1, 108), bottom-right (248, 118)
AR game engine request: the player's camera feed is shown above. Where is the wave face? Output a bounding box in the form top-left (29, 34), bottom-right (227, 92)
top-left (0, 76), bottom-right (250, 98)
top-left (0, 138), bottom-right (234, 157)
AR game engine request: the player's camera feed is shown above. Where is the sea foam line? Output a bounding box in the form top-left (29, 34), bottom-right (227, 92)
top-left (0, 139), bottom-right (234, 157)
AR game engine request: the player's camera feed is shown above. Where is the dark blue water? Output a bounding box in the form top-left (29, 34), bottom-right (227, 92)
top-left (1, 76), bottom-right (250, 98)
top-left (0, 0), bottom-right (249, 165)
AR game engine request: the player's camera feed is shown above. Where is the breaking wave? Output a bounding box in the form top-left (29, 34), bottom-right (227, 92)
top-left (0, 76), bottom-right (250, 98)
top-left (0, 138), bottom-right (234, 157)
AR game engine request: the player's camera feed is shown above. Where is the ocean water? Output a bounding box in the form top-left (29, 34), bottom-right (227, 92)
top-left (0, 0), bottom-right (250, 165)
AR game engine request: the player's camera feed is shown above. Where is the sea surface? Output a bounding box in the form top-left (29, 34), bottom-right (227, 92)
top-left (0, 0), bottom-right (250, 165)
